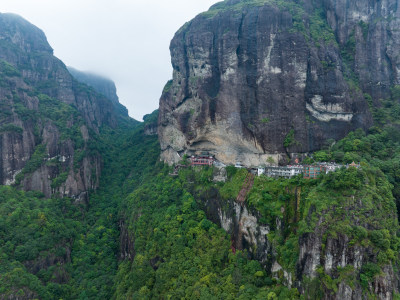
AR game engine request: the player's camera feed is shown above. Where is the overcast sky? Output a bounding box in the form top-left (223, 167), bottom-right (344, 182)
top-left (0, 0), bottom-right (219, 120)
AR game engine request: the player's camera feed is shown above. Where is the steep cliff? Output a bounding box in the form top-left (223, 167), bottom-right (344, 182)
top-left (158, 0), bottom-right (400, 166)
top-left (67, 66), bottom-right (129, 116)
top-left (143, 109), bottom-right (159, 136)
top-left (0, 13), bottom-right (127, 200)
top-left (197, 166), bottom-right (400, 299)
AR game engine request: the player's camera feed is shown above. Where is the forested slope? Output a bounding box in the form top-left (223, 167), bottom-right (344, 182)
top-left (0, 118), bottom-right (159, 299)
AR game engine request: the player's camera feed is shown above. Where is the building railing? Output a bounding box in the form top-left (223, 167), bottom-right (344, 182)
top-left (190, 156), bottom-right (214, 166)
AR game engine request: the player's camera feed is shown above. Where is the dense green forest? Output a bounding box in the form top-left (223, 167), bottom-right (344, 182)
top-left (111, 160), bottom-right (399, 298)
top-left (2, 114), bottom-right (400, 298)
top-left (0, 117), bottom-right (159, 299)
top-left (2, 88), bottom-right (400, 298)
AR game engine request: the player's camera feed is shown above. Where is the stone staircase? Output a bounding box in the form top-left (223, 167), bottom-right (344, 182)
top-left (236, 173), bottom-right (255, 205)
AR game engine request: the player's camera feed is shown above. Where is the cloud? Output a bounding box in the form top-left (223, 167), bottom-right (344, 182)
top-left (0, 0), bottom-right (220, 120)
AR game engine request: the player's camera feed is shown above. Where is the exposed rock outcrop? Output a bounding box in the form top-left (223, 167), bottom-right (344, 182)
top-left (158, 0), bottom-right (400, 166)
top-left (144, 123), bottom-right (158, 136)
top-left (119, 220), bottom-right (135, 261)
top-left (143, 109), bottom-right (159, 136)
top-left (298, 220), bottom-right (397, 299)
top-left (198, 186), bottom-right (274, 270)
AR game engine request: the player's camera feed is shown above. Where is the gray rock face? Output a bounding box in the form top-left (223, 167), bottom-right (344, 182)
top-left (198, 187), bottom-right (273, 265)
top-left (119, 220), bottom-right (135, 261)
top-left (298, 221), bottom-right (397, 299)
top-left (321, 0), bottom-right (400, 101)
top-left (158, 0), bottom-right (399, 166)
top-left (0, 13), bottom-right (126, 200)
top-left (144, 123), bottom-right (158, 136)
top-left (67, 66), bottom-right (129, 116)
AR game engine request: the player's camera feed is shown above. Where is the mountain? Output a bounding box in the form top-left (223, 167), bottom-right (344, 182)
top-left (0, 13), bottom-right (143, 298)
top-left (67, 67), bottom-right (129, 116)
top-left (158, 0), bottom-right (400, 166)
top-left (1, 3), bottom-right (400, 300)
top-left (0, 13), bottom-right (129, 201)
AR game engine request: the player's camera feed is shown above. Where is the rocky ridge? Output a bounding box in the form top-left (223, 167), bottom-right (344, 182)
top-left (0, 13), bottom-right (127, 201)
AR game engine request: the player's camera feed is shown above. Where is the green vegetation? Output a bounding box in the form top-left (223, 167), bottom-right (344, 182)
top-left (73, 150), bottom-right (86, 170)
top-left (359, 20), bottom-right (369, 40)
top-left (201, 0), bottom-right (271, 18)
top-left (283, 129), bottom-right (295, 147)
top-left (0, 119), bottom-right (159, 299)
top-left (0, 187), bottom-right (83, 299)
top-left (3, 95), bottom-right (400, 298)
top-left (114, 165), bottom-right (299, 299)
top-left (201, 0), bottom-right (337, 49)
top-left (143, 109), bottom-right (159, 124)
top-left (392, 85), bottom-right (400, 100)
top-left (309, 9), bottom-right (337, 46)
top-left (67, 121), bottom-right (160, 299)
top-left (162, 80), bottom-right (173, 93)
top-left (283, 129), bottom-right (300, 148)
top-left (267, 156), bottom-right (275, 165)
top-left (340, 29), bottom-right (358, 85)
top-left (23, 144), bottom-right (47, 174)
top-left (0, 59), bottom-right (20, 77)
top-left (10, 89), bottom-right (92, 184)
top-left (0, 114), bottom-right (302, 298)
top-left (2, 107), bottom-right (400, 299)
top-left (0, 124), bottom-right (23, 135)
top-left (261, 117), bottom-right (270, 123)
top-left (51, 172), bottom-right (69, 189)
top-left (246, 165), bottom-right (398, 294)
top-left (111, 146), bottom-right (398, 298)
top-left (311, 114), bottom-right (400, 206)
top-left (15, 144), bottom-right (47, 185)
top-left (111, 115), bottom-right (399, 297)
top-left (220, 168), bottom-right (249, 199)
top-left (37, 94), bottom-right (85, 147)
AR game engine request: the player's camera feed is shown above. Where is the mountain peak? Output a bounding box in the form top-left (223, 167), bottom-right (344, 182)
top-left (158, 0), bottom-right (399, 167)
top-left (0, 12), bottom-right (53, 54)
